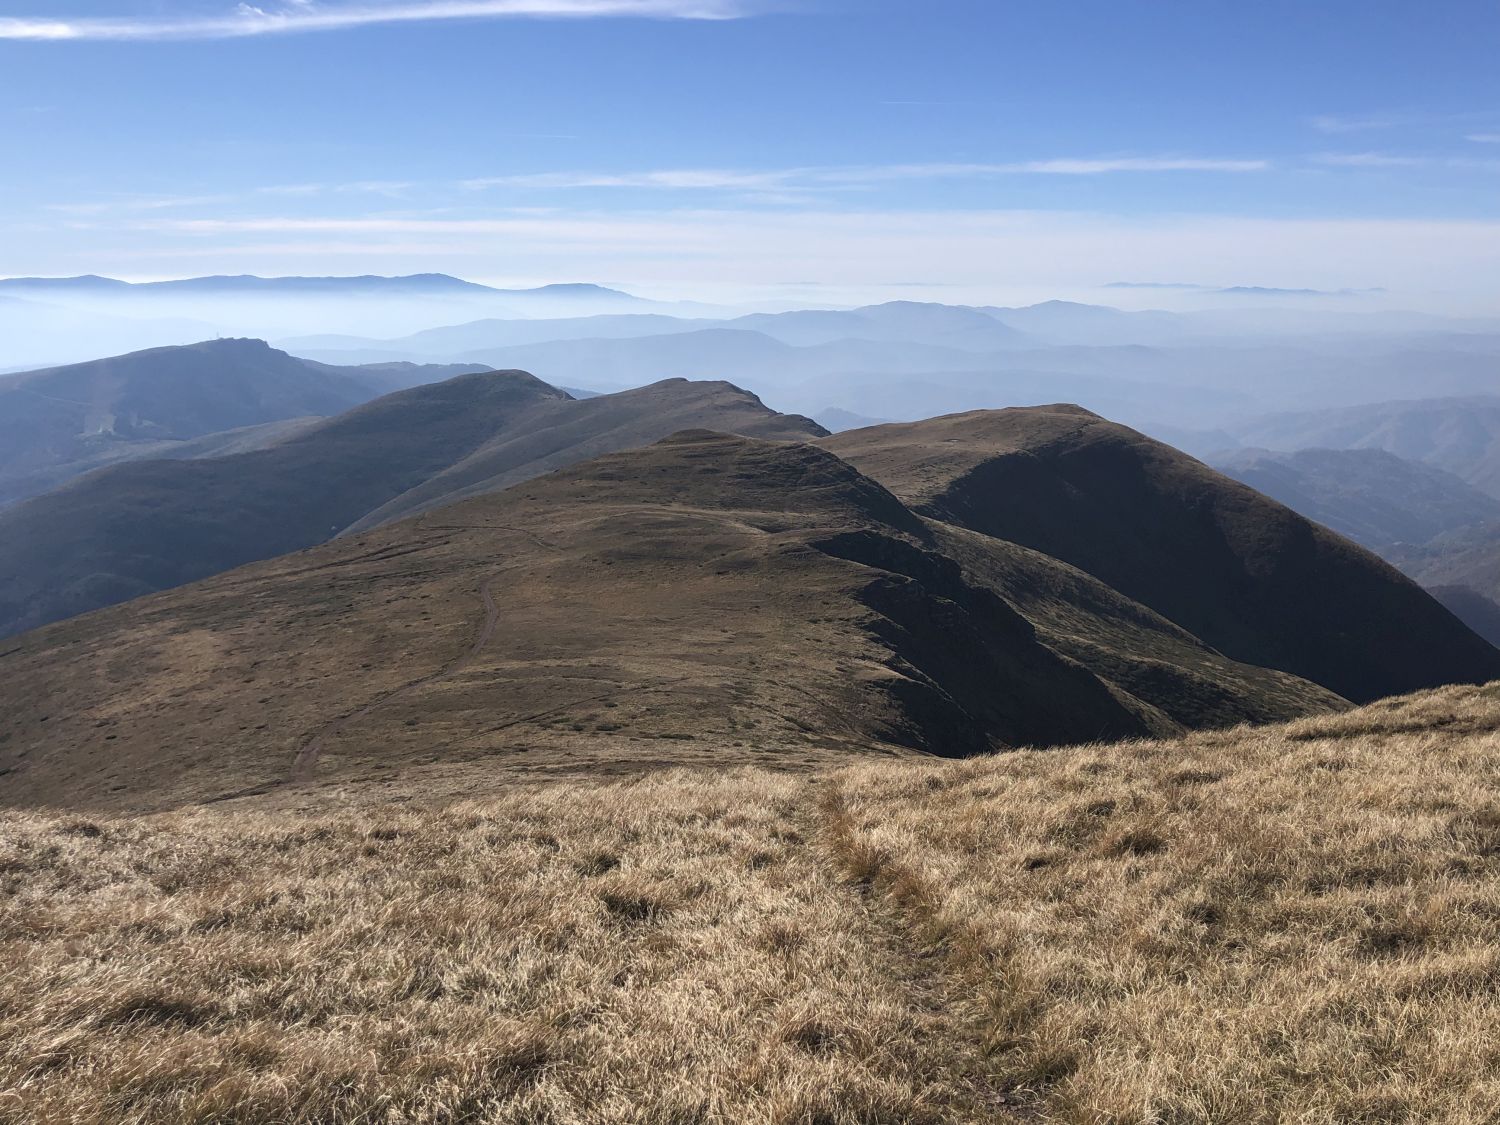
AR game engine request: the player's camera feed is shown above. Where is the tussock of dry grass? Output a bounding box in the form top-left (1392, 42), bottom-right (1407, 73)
top-left (827, 681), bottom-right (1500, 1123)
top-left (0, 773), bottom-right (990, 1124)
top-left (4, 682), bottom-right (1500, 1123)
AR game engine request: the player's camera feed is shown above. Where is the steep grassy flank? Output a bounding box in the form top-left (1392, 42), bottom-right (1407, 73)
top-left (3, 684), bottom-right (1497, 1123)
top-left (0, 374), bottom-right (825, 639)
top-left (927, 521), bottom-right (1344, 729)
top-left (0, 432), bottom-right (1164, 813)
top-left (0, 339), bottom-right (384, 507)
top-left (825, 406), bottom-right (1500, 701)
top-left (344, 378), bottom-right (827, 532)
top-left (0, 370), bottom-right (568, 638)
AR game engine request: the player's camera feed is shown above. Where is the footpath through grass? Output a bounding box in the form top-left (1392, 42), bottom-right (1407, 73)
top-left (3, 683), bottom-right (1499, 1123)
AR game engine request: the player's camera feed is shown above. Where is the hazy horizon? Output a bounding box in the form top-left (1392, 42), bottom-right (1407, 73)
top-left (5, 1), bottom-right (1500, 312)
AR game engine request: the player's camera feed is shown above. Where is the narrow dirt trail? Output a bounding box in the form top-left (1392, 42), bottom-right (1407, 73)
top-left (798, 777), bottom-right (1026, 1120)
top-left (289, 575), bottom-right (503, 783)
top-left (288, 523), bottom-right (571, 785)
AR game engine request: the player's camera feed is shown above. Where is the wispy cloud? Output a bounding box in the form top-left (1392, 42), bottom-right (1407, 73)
top-left (465, 169), bottom-right (799, 190)
top-left (257, 180), bottom-right (416, 197)
top-left (0, 0), bottom-right (747, 42)
top-left (44, 180), bottom-right (417, 216)
top-left (1314, 152), bottom-right (1500, 171)
top-left (47, 194), bottom-right (237, 215)
top-left (1309, 112), bottom-right (1416, 134)
top-left (1314, 152), bottom-right (1430, 168)
top-left (1469, 133), bottom-right (1500, 144)
top-left (463, 157), bottom-right (1271, 192)
top-left (1311, 110), bottom-right (1500, 137)
top-left (999, 157), bottom-right (1269, 174)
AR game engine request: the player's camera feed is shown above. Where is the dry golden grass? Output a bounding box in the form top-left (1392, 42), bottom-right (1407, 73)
top-left (4, 681), bottom-right (1499, 1122)
top-left (826, 681), bottom-right (1500, 1123)
top-left (0, 772), bottom-right (998, 1124)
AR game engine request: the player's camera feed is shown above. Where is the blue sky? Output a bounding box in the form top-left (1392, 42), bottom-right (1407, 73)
top-left (4, 0), bottom-right (1500, 306)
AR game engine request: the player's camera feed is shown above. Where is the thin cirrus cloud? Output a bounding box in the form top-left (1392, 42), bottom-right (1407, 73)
top-left (462, 158), bottom-right (1271, 191)
top-left (0, 0), bottom-right (748, 42)
top-left (1311, 111), bottom-right (1500, 139)
top-left (1314, 152), bottom-right (1430, 168)
top-left (1314, 152), bottom-right (1500, 171)
top-left (1309, 112), bottom-right (1416, 134)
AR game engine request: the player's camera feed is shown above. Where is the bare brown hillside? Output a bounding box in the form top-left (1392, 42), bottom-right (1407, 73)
top-left (1, 432), bottom-right (1173, 812)
top-left (0, 372), bottom-right (824, 639)
top-left (1, 428), bottom-right (1353, 814)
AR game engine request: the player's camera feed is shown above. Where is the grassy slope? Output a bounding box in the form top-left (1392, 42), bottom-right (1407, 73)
top-left (0, 371), bottom-right (570, 639)
top-left (3, 431), bottom-right (1358, 815)
top-left (342, 378), bottom-right (827, 533)
top-left (0, 339), bottom-right (380, 504)
top-left (824, 406), bottom-right (1500, 702)
top-left (0, 374), bottom-right (831, 641)
top-left (4, 682), bottom-right (1498, 1123)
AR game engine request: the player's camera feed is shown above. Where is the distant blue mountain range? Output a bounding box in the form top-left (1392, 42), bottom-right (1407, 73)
top-left (0, 274), bottom-right (645, 301)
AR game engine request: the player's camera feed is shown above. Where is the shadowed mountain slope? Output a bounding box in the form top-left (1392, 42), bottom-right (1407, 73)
top-left (0, 339), bottom-right (385, 506)
top-left (1207, 446), bottom-right (1500, 646)
top-left (1209, 446), bottom-right (1500, 552)
top-left (922, 521), bottom-right (1344, 730)
top-left (345, 378), bottom-right (827, 532)
top-left (0, 432), bottom-right (1173, 812)
top-left (824, 406), bottom-right (1500, 702)
top-left (1429, 586), bottom-right (1500, 647)
top-left (0, 415), bottom-right (326, 506)
top-left (0, 338), bottom-right (490, 507)
top-left (0, 373), bottom-right (825, 639)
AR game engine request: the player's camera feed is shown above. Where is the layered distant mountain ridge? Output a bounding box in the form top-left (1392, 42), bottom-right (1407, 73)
top-left (0, 274), bottom-right (645, 302)
top-left (0, 356), bottom-right (825, 640)
top-left (3, 350), bottom-right (1497, 811)
top-left (0, 338), bottom-right (489, 507)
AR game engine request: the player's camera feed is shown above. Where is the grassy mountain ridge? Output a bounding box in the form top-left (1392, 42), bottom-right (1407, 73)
top-left (0, 370), bottom-right (826, 639)
top-left (823, 406), bottom-right (1500, 701)
top-left (345, 378), bottom-right (827, 532)
top-left (1, 430), bottom-right (1355, 815)
top-left (0, 371), bottom-right (568, 638)
top-left (0, 339), bottom-right (382, 506)
top-left (0, 430), bottom-right (1171, 812)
